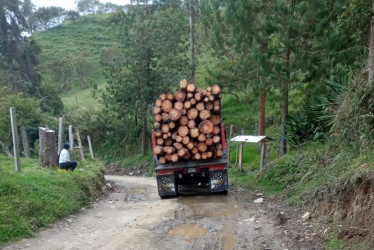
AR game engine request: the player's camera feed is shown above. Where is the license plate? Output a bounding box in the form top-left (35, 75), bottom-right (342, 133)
top-left (188, 168), bottom-right (196, 173)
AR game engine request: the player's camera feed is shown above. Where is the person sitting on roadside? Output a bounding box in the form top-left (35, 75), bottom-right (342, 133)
top-left (59, 143), bottom-right (77, 171)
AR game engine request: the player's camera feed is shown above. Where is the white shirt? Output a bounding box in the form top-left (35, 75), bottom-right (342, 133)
top-left (59, 149), bottom-right (70, 163)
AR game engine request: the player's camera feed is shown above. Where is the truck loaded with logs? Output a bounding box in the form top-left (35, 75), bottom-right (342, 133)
top-left (152, 79), bottom-right (228, 198)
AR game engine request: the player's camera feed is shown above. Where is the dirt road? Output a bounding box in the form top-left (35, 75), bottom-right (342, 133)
top-left (3, 175), bottom-right (322, 250)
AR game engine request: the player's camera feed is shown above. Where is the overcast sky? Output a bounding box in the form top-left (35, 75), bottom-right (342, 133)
top-left (32, 0), bottom-right (131, 10)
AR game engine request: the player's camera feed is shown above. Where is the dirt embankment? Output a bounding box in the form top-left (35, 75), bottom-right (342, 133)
top-left (309, 174), bottom-right (374, 246)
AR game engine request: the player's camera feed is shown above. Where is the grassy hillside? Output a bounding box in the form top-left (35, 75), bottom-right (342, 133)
top-left (32, 14), bottom-right (117, 107)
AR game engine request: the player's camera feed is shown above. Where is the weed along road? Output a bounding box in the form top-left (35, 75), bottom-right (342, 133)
top-left (4, 175), bottom-right (321, 250)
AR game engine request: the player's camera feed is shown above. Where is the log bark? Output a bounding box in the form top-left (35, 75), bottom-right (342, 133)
top-left (39, 127), bottom-right (58, 167)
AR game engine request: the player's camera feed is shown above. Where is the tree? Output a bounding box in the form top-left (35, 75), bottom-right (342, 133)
top-left (0, 87), bottom-right (42, 156)
top-left (0, 0), bottom-right (42, 94)
top-left (103, 1), bottom-right (188, 156)
top-left (30, 6), bottom-right (65, 31)
top-left (76, 0), bottom-right (100, 15)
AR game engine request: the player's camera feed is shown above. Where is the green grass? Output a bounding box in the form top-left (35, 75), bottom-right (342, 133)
top-left (0, 154), bottom-right (105, 246)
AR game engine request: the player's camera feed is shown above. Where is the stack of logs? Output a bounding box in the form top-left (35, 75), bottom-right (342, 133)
top-left (153, 79), bottom-right (223, 164)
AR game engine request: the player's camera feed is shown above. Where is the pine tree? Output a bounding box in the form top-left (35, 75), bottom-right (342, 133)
top-left (104, 2), bottom-right (188, 156)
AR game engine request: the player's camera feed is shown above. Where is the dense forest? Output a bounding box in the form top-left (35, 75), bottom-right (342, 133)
top-left (1, 0), bottom-right (374, 247)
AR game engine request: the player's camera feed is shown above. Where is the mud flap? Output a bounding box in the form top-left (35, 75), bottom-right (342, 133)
top-left (209, 169), bottom-right (228, 193)
top-left (157, 175), bottom-right (177, 197)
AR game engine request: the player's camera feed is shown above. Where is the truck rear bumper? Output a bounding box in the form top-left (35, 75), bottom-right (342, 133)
top-left (156, 165), bottom-right (228, 198)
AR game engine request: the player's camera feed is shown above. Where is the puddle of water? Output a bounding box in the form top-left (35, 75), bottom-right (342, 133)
top-left (167, 223), bottom-right (208, 238)
top-left (223, 232), bottom-right (237, 250)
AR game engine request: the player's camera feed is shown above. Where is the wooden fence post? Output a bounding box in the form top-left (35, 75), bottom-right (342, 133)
top-left (238, 142), bottom-right (243, 172)
top-left (260, 141), bottom-right (266, 171)
top-left (58, 117), bottom-right (63, 154)
top-left (69, 125), bottom-right (74, 149)
top-left (75, 128), bottom-right (84, 160)
top-left (39, 127), bottom-right (58, 167)
top-left (87, 135), bottom-right (94, 159)
top-left (20, 127), bottom-right (30, 158)
top-left (10, 107), bottom-right (20, 171)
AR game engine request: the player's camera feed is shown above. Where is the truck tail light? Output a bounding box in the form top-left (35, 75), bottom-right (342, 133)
top-left (209, 164), bottom-right (226, 171)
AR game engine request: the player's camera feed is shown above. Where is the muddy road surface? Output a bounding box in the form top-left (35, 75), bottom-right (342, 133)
top-left (4, 175), bottom-right (322, 250)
